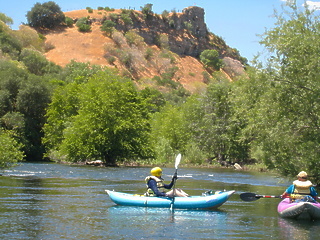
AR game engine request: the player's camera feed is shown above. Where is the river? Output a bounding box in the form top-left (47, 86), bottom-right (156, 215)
top-left (0, 162), bottom-right (319, 239)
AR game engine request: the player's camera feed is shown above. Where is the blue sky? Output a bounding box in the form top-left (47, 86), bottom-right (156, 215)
top-left (2, 0), bottom-right (320, 62)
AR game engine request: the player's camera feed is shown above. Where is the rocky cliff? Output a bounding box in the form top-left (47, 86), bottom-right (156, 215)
top-left (44, 6), bottom-right (246, 93)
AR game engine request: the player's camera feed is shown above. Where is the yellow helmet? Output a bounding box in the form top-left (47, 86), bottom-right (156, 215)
top-left (150, 167), bottom-right (162, 177)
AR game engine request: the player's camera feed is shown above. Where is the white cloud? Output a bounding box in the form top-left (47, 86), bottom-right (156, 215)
top-left (305, 1), bottom-right (320, 10)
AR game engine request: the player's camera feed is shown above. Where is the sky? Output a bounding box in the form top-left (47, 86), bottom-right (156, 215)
top-left (2, 0), bottom-right (320, 63)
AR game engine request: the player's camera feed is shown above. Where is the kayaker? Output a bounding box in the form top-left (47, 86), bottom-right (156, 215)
top-left (281, 171), bottom-right (318, 202)
top-left (145, 167), bottom-right (189, 197)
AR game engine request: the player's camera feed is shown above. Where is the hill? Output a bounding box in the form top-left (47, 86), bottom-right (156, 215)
top-left (43, 6), bottom-right (246, 93)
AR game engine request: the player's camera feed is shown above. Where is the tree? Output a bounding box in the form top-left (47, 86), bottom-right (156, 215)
top-left (100, 20), bottom-right (116, 37)
top-left (0, 13), bottom-right (13, 25)
top-left (19, 48), bottom-right (57, 75)
top-left (149, 103), bottom-right (189, 163)
top-left (141, 4), bottom-right (153, 20)
top-left (235, 1), bottom-right (320, 182)
top-left (0, 21), bottom-right (22, 59)
top-left (44, 70), bottom-right (152, 164)
top-left (16, 75), bottom-right (52, 160)
top-left (0, 130), bottom-right (24, 169)
top-left (200, 49), bottom-right (223, 71)
top-left (26, 1), bottom-right (65, 29)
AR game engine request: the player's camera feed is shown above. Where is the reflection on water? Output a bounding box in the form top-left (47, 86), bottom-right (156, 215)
top-left (278, 218), bottom-right (320, 240)
top-left (106, 206), bottom-right (229, 239)
top-left (0, 163), bottom-right (319, 239)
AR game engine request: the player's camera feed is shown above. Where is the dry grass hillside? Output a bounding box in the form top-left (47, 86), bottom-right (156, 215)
top-left (44, 9), bottom-right (243, 93)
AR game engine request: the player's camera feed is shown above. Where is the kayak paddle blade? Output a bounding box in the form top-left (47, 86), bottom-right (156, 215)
top-left (240, 192), bottom-right (261, 201)
top-left (175, 153), bottom-right (181, 169)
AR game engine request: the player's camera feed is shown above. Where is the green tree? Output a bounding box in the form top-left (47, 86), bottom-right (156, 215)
top-left (100, 20), bottom-right (116, 37)
top-left (141, 4), bottom-right (153, 20)
top-left (44, 70), bottom-right (151, 164)
top-left (0, 130), bottom-right (24, 169)
top-left (235, 2), bottom-right (320, 182)
top-left (149, 104), bottom-right (189, 163)
top-left (19, 48), bottom-right (60, 75)
top-left (0, 13), bottom-right (13, 25)
top-left (186, 79), bottom-right (248, 164)
top-left (200, 49), bottom-right (223, 71)
top-left (0, 21), bottom-right (22, 59)
top-left (26, 1), bottom-right (65, 29)
top-left (16, 75), bottom-right (52, 160)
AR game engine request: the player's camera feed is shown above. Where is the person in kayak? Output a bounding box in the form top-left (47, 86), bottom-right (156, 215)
top-left (145, 167), bottom-right (189, 197)
top-left (281, 171), bottom-right (318, 202)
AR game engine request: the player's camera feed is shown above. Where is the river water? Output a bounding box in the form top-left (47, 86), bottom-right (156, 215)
top-left (0, 162), bottom-right (319, 239)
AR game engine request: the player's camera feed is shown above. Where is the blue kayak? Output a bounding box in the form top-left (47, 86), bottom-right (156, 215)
top-left (106, 190), bottom-right (235, 209)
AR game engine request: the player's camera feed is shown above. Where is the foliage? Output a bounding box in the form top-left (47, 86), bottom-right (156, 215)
top-left (120, 13), bottom-right (133, 29)
top-left (0, 21), bottom-right (22, 59)
top-left (0, 130), bottom-right (24, 169)
top-left (200, 49), bottom-right (223, 71)
top-left (100, 20), bottom-right (116, 36)
top-left (231, 2), bottom-right (320, 182)
top-left (141, 4), bottom-right (153, 20)
top-left (44, 70), bottom-right (152, 164)
top-left (26, 1), bottom-right (65, 29)
top-left (14, 25), bottom-right (44, 51)
top-left (76, 17), bottom-right (91, 32)
top-left (125, 30), bottom-right (144, 47)
top-left (65, 17), bottom-right (74, 27)
top-left (86, 7), bottom-right (93, 13)
top-left (149, 104), bottom-right (189, 163)
top-left (0, 60), bottom-right (53, 161)
top-left (0, 12), bottom-right (13, 25)
top-left (19, 48), bottom-right (61, 75)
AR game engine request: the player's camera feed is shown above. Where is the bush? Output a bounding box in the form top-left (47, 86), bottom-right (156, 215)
top-left (100, 20), bottom-right (115, 36)
top-left (65, 17), bottom-right (74, 27)
top-left (200, 49), bottom-right (223, 71)
top-left (144, 47), bottom-right (153, 60)
top-left (125, 31), bottom-right (144, 47)
top-left (0, 130), bottom-right (24, 169)
top-left (76, 17), bottom-right (91, 32)
top-left (86, 7), bottom-right (93, 13)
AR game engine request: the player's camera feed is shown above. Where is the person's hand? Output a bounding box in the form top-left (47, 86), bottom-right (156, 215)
top-left (172, 172), bottom-right (178, 181)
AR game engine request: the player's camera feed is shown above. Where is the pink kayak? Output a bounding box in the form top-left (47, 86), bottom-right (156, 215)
top-left (277, 198), bottom-right (320, 220)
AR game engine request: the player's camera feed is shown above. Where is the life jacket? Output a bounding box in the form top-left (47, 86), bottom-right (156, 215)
top-left (291, 180), bottom-right (313, 200)
top-left (145, 176), bottom-right (165, 196)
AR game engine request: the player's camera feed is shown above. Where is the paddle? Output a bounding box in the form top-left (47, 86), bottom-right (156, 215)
top-left (170, 153), bottom-right (181, 210)
top-left (240, 192), bottom-right (320, 202)
top-left (240, 192), bottom-right (282, 202)
top-left (172, 153), bottom-right (181, 194)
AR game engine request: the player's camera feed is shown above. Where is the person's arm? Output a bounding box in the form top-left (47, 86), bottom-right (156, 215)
top-left (310, 187), bottom-right (318, 199)
top-left (163, 174), bottom-right (178, 189)
top-left (148, 179), bottom-right (166, 196)
top-left (281, 185), bottom-right (294, 198)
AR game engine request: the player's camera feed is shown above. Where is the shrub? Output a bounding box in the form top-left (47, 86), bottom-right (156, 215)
top-left (86, 7), bottom-right (93, 13)
top-left (100, 20), bottom-right (115, 36)
top-left (125, 31), bottom-right (144, 47)
top-left (65, 17), bottom-right (74, 27)
top-left (144, 47), bottom-right (153, 60)
top-left (112, 31), bottom-right (127, 47)
top-left (200, 49), bottom-right (223, 71)
top-left (161, 10), bottom-right (169, 21)
top-left (105, 7), bottom-right (115, 11)
top-left (109, 13), bottom-right (118, 21)
top-left (76, 17), bottom-right (91, 32)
